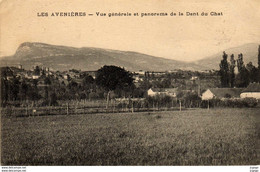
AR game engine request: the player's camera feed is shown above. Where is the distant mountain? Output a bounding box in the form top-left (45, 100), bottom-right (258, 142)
top-left (0, 42), bottom-right (205, 71)
top-left (195, 43), bottom-right (259, 69)
top-left (1, 42), bottom-right (258, 71)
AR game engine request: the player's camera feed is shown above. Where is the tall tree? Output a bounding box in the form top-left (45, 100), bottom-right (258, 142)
top-left (33, 66), bottom-right (41, 75)
top-left (82, 74), bottom-right (95, 90)
top-left (96, 65), bottom-right (134, 108)
top-left (246, 62), bottom-right (258, 83)
top-left (236, 53), bottom-right (249, 87)
top-left (229, 54), bottom-right (236, 87)
top-left (237, 53), bottom-right (244, 73)
top-left (219, 51), bottom-right (230, 87)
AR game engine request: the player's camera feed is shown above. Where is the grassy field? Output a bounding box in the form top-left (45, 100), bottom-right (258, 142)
top-left (1, 108), bottom-right (259, 165)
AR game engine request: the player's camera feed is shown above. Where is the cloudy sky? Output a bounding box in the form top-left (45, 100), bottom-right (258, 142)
top-left (0, 0), bottom-right (259, 61)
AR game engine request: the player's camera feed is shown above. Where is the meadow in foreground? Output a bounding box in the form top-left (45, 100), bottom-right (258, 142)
top-left (1, 108), bottom-right (259, 165)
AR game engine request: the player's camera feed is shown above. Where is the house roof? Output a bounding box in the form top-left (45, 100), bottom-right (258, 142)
top-left (150, 88), bottom-right (165, 92)
top-left (207, 88), bottom-right (244, 98)
top-left (164, 88), bottom-right (178, 93)
top-left (242, 83), bottom-right (260, 92)
top-left (150, 88), bottom-right (178, 93)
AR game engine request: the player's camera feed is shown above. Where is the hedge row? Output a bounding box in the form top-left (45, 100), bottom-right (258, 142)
top-left (201, 98), bottom-right (258, 108)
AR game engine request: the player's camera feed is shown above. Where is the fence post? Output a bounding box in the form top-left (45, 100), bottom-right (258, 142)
top-left (26, 105), bottom-right (29, 117)
top-left (11, 106), bottom-right (13, 117)
top-left (67, 102), bottom-right (69, 115)
top-left (49, 106), bottom-right (52, 115)
top-left (132, 101), bottom-right (134, 113)
top-left (75, 102), bottom-right (77, 115)
top-left (113, 100), bottom-right (115, 113)
top-left (179, 100), bottom-right (182, 112)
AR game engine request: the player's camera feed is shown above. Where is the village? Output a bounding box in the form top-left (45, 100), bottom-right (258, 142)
top-left (1, 64), bottom-right (219, 100)
top-left (1, 61), bottom-right (260, 115)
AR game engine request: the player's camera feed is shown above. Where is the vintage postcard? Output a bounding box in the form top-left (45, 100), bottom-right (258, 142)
top-left (0, 0), bottom-right (259, 170)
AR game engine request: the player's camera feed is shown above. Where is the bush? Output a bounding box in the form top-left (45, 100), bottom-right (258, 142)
top-left (243, 98), bottom-right (258, 108)
top-left (88, 92), bottom-right (99, 100)
top-left (117, 102), bottom-right (129, 109)
top-left (183, 92), bottom-right (202, 108)
top-left (201, 99), bottom-right (221, 108)
top-left (224, 93), bottom-right (231, 98)
top-left (145, 95), bottom-right (175, 108)
top-left (201, 98), bottom-right (257, 108)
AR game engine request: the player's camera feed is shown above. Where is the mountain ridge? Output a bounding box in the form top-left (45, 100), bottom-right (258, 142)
top-left (0, 42), bottom-right (205, 71)
top-left (0, 42), bottom-right (259, 71)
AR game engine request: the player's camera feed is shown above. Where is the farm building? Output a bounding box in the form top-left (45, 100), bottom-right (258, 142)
top-left (240, 83), bottom-right (260, 99)
top-left (147, 88), bottom-right (178, 97)
top-left (201, 88), bottom-right (243, 100)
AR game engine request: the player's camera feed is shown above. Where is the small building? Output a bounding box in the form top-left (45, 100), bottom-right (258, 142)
top-left (190, 76), bottom-right (198, 80)
top-left (18, 64), bottom-right (23, 69)
top-left (147, 88), bottom-right (164, 96)
top-left (135, 70), bottom-right (145, 76)
top-left (240, 83), bottom-right (260, 99)
top-left (32, 75), bottom-right (40, 79)
top-left (147, 88), bottom-right (177, 97)
top-left (201, 88), bottom-right (243, 100)
top-left (63, 74), bottom-right (69, 80)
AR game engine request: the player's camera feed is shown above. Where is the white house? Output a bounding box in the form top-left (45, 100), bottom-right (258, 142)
top-left (147, 88), bottom-right (177, 97)
top-left (148, 88), bottom-right (163, 96)
top-left (201, 89), bottom-right (215, 100)
top-left (240, 83), bottom-right (260, 99)
top-left (201, 88), bottom-right (243, 100)
top-left (32, 75), bottom-right (40, 79)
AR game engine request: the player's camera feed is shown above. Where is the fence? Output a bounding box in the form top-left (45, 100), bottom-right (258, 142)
top-left (2, 98), bottom-right (258, 117)
top-left (0, 99), bottom-right (183, 118)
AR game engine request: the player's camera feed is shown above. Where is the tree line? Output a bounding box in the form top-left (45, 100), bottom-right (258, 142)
top-left (1, 65), bottom-right (145, 107)
top-left (219, 45), bottom-right (260, 88)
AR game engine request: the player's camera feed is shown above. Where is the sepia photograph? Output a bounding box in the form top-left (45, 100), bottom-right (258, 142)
top-left (0, 0), bottom-right (259, 170)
